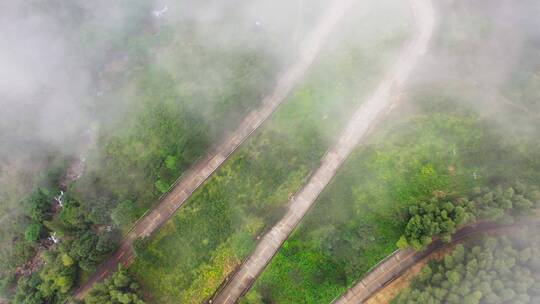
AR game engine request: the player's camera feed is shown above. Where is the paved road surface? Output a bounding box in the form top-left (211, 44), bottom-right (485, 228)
top-left (210, 1), bottom-right (435, 303)
top-left (333, 220), bottom-right (539, 304)
top-left (72, 1), bottom-right (355, 300)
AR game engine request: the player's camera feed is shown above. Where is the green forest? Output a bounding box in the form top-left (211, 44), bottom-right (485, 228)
top-left (85, 267), bottom-right (145, 304)
top-left (2, 0), bottom-right (287, 302)
top-left (398, 184), bottom-right (540, 250)
top-left (392, 228), bottom-right (540, 304)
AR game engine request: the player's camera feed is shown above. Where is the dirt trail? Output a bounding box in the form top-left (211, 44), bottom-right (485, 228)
top-left (72, 1), bottom-right (355, 300)
top-left (211, 1), bottom-right (435, 303)
top-left (364, 246), bottom-right (455, 304)
top-left (334, 221), bottom-right (535, 304)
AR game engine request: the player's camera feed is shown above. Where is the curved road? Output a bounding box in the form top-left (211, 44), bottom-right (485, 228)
top-left (211, 0), bottom-right (435, 303)
top-left (333, 220), bottom-right (538, 304)
top-left (73, 0), bottom-right (355, 300)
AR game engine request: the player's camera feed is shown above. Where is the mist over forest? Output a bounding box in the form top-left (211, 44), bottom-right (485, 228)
top-left (1, 1), bottom-right (539, 304)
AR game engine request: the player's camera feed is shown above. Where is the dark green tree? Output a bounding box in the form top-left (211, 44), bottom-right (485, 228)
top-left (85, 266), bottom-right (146, 304)
top-left (24, 221), bottom-right (44, 242)
top-left (392, 231), bottom-right (540, 304)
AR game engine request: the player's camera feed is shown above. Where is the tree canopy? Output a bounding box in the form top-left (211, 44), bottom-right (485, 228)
top-left (85, 266), bottom-right (146, 304)
top-left (392, 228), bottom-right (540, 304)
top-left (398, 184), bottom-right (540, 250)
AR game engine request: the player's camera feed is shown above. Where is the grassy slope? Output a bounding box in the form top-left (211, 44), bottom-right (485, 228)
top-left (130, 1), bottom-right (411, 302)
top-left (245, 103), bottom-right (483, 303)
top-left (69, 5), bottom-right (287, 230)
top-left (245, 2), bottom-right (540, 302)
top-left (72, 46), bottom-right (278, 228)
top-left (246, 96), bottom-right (540, 304)
top-left (0, 0), bottom-right (324, 298)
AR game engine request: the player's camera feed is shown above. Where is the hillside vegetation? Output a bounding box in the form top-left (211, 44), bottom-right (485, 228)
top-left (130, 1), bottom-right (411, 302)
top-left (4, 0), bottom-right (298, 302)
top-left (244, 1), bottom-right (540, 302)
top-left (392, 227), bottom-right (540, 304)
top-left (399, 184), bottom-right (540, 250)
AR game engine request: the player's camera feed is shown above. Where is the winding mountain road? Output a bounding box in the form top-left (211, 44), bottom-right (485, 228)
top-left (73, 0), bottom-right (355, 300)
top-left (210, 0), bottom-right (435, 303)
